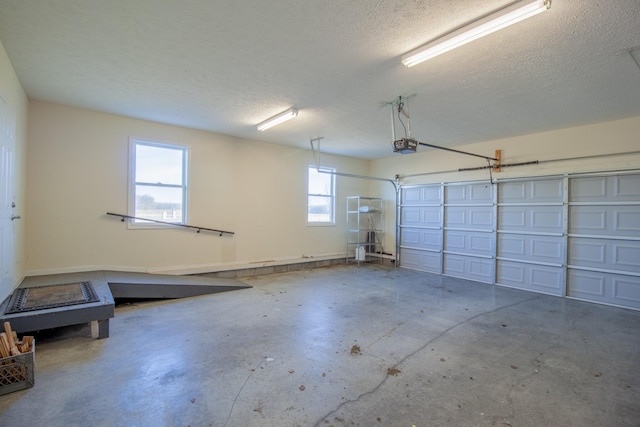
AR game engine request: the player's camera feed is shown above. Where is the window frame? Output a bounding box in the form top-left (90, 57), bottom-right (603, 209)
top-left (128, 138), bottom-right (188, 229)
top-left (307, 165), bottom-right (336, 226)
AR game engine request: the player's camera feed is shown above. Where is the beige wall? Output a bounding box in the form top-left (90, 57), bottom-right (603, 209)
top-left (10, 46), bottom-right (640, 283)
top-left (371, 116), bottom-right (640, 254)
top-left (27, 102), bottom-right (370, 275)
top-left (0, 40), bottom-right (28, 300)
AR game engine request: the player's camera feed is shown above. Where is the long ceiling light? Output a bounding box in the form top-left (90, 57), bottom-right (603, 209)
top-left (257, 108), bottom-right (298, 131)
top-left (402, 0), bottom-right (551, 67)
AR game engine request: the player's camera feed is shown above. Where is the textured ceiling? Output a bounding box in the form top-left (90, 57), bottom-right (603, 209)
top-left (1, 0), bottom-right (639, 159)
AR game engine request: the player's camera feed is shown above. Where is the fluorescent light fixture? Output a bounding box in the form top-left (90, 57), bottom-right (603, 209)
top-left (257, 108), bottom-right (298, 131)
top-left (402, 0), bottom-right (551, 67)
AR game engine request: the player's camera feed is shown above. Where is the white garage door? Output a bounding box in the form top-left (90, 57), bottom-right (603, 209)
top-left (567, 174), bottom-right (640, 309)
top-left (496, 178), bottom-right (565, 296)
top-left (443, 182), bottom-right (495, 283)
top-left (399, 185), bottom-right (443, 273)
top-left (398, 172), bottom-right (640, 310)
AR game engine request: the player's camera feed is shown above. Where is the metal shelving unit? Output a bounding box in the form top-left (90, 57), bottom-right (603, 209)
top-left (346, 196), bottom-right (384, 264)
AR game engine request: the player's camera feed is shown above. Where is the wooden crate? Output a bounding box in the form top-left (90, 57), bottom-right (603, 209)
top-left (0, 343), bottom-right (35, 395)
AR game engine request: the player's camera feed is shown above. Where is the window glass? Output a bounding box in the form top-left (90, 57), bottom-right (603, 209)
top-left (130, 139), bottom-right (187, 225)
top-left (135, 144), bottom-right (184, 185)
top-left (308, 166), bottom-right (335, 223)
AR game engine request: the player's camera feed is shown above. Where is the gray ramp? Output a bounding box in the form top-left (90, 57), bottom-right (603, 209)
top-left (107, 273), bottom-right (251, 299)
top-left (109, 275), bottom-right (251, 299)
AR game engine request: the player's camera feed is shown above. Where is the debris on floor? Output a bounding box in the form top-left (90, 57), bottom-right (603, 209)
top-left (350, 345), bottom-right (361, 355)
top-left (387, 367), bottom-right (401, 376)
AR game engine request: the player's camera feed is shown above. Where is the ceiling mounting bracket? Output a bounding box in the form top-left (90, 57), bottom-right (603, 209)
top-left (310, 137), bottom-right (324, 169)
top-left (615, 46), bottom-right (640, 72)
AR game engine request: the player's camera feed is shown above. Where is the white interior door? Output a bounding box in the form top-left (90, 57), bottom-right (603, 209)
top-left (0, 94), bottom-right (16, 297)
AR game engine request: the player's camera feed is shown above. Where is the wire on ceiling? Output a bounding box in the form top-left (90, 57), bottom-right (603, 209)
top-left (396, 97), bottom-right (409, 139)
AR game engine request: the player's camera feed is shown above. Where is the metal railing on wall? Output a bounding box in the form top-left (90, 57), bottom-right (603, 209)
top-left (106, 212), bottom-right (234, 236)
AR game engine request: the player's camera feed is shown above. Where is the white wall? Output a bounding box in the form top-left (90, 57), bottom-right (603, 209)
top-left (27, 102), bottom-right (370, 275)
top-left (371, 116), bottom-right (640, 255)
top-left (0, 40), bottom-right (28, 301)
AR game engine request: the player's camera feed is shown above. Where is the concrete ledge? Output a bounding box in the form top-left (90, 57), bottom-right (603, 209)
top-left (197, 257), bottom-right (349, 279)
top-left (195, 256), bottom-right (395, 279)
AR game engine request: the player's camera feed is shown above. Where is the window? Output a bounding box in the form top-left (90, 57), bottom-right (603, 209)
top-left (307, 166), bottom-right (335, 224)
top-left (129, 139), bottom-right (187, 225)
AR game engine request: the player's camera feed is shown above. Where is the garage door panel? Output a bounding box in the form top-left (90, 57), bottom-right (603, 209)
top-left (445, 230), bottom-right (494, 255)
top-left (532, 239), bottom-right (563, 260)
top-left (569, 208), bottom-right (606, 233)
top-left (402, 208), bottom-right (421, 225)
top-left (567, 270), bottom-right (605, 298)
top-left (446, 206), bottom-right (494, 229)
top-left (497, 260), bottom-right (563, 295)
top-left (613, 276), bottom-right (640, 304)
top-left (498, 262), bottom-right (525, 283)
top-left (570, 176), bottom-right (607, 200)
top-left (402, 228), bottom-right (421, 246)
top-left (616, 175), bottom-right (640, 198)
top-left (445, 254), bottom-right (465, 274)
top-left (616, 244), bottom-right (640, 268)
top-left (569, 239), bottom-right (605, 263)
top-left (498, 234), bottom-right (563, 264)
top-left (401, 206), bottom-right (441, 227)
top-left (444, 254), bottom-right (493, 283)
top-left (422, 186), bottom-right (442, 202)
top-left (568, 269), bottom-right (640, 310)
top-left (445, 183), bottom-right (492, 204)
top-left (402, 187), bottom-right (422, 204)
top-left (400, 248), bottom-right (441, 273)
top-left (402, 186), bottom-right (441, 205)
top-left (499, 179), bottom-right (563, 203)
top-left (531, 179), bottom-right (564, 201)
top-left (499, 206), bottom-right (563, 233)
top-left (499, 235), bottom-right (526, 257)
top-left (500, 209), bottom-right (526, 228)
top-left (532, 210), bottom-right (563, 230)
top-left (531, 269), bottom-right (562, 290)
top-left (569, 238), bottom-right (640, 274)
top-left (615, 210), bottom-right (640, 235)
top-left (401, 228), bottom-right (441, 250)
top-left (500, 182), bottom-right (526, 201)
top-left (469, 258), bottom-right (492, 278)
top-left (570, 205), bottom-right (640, 237)
top-left (571, 174), bottom-right (640, 202)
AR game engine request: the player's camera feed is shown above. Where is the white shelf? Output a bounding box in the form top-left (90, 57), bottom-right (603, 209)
top-left (346, 196), bottom-right (384, 264)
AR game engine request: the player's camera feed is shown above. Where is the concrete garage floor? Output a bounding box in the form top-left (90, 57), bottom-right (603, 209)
top-left (0, 265), bottom-right (638, 426)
